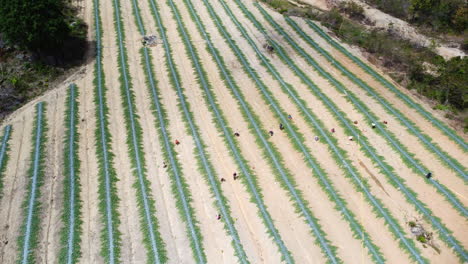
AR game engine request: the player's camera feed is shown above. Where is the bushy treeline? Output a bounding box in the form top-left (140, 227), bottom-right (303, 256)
top-left (0, 0), bottom-right (86, 56)
top-left (364, 0), bottom-right (467, 34)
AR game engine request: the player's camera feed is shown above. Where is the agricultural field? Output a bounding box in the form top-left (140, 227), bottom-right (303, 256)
top-left (0, 0), bottom-right (466, 263)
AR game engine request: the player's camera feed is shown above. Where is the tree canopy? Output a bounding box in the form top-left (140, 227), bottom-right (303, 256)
top-left (0, 0), bottom-right (70, 52)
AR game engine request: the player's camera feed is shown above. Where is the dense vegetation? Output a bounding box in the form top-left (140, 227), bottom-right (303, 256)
top-left (364, 0), bottom-right (467, 34)
top-left (260, 0), bottom-right (467, 130)
top-left (0, 0), bottom-right (87, 121)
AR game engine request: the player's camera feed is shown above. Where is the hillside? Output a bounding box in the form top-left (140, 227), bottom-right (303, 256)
top-left (0, 0), bottom-right (467, 263)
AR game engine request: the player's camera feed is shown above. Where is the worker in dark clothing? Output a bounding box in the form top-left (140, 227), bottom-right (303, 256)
top-left (383, 120), bottom-right (388, 125)
top-left (233, 172), bottom-right (239, 180)
top-left (220, 178), bottom-right (226, 182)
top-left (269, 130), bottom-right (274, 136)
top-left (331, 128), bottom-right (335, 133)
top-left (234, 132), bottom-right (240, 137)
top-left (279, 123), bottom-right (284, 130)
top-left (217, 214), bottom-right (221, 220)
top-left (175, 139), bottom-right (180, 145)
top-left (163, 162), bottom-right (167, 168)
top-left (288, 114), bottom-right (292, 120)
top-left (426, 172), bottom-right (432, 179)
top-left (371, 123), bottom-right (376, 129)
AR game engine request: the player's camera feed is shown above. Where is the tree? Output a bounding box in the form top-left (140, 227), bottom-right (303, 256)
top-left (0, 0), bottom-right (70, 52)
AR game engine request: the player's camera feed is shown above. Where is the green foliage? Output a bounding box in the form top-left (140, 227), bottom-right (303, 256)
top-left (17, 102), bottom-right (47, 264)
top-left (110, 0), bottom-right (167, 260)
top-left (409, 221), bottom-right (417, 227)
top-left (409, 0), bottom-right (467, 32)
top-left (363, 0), bottom-right (410, 19)
top-left (338, 1), bottom-right (365, 20)
top-left (416, 235), bottom-right (427, 243)
top-left (58, 84), bottom-right (82, 264)
top-left (409, 56), bottom-right (468, 110)
top-left (0, 0), bottom-right (69, 52)
top-left (92, 0), bottom-right (122, 261)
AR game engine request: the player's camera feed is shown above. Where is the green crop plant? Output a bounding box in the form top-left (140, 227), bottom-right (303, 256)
top-left (92, 0), bottom-right (122, 261)
top-left (216, 0), bottom-right (428, 262)
top-left (58, 84), bottom-right (83, 264)
top-left (304, 19), bottom-right (468, 152)
top-left (0, 125), bottom-right (12, 199)
top-left (110, 0), bottom-right (167, 261)
top-left (17, 102), bottom-right (47, 264)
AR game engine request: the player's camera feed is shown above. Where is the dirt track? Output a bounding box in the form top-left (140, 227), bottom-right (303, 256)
top-left (0, 0), bottom-right (466, 263)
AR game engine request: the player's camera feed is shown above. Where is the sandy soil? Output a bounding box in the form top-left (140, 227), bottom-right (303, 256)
top-left (0, 0), bottom-right (466, 262)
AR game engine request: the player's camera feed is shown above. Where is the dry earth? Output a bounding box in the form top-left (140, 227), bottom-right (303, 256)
top-left (0, 0), bottom-right (466, 263)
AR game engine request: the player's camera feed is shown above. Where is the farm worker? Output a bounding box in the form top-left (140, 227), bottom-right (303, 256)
top-left (217, 214), bottom-right (221, 220)
top-left (163, 162), bottom-right (167, 168)
top-left (175, 139), bottom-right (180, 145)
top-left (233, 172), bottom-right (239, 180)
top-left (383, 120), bottom-right (388, 125)
top-left (348, 136), bottom-right (354, 141)
top-left (279, 123), bottom-right (284, 130)
top-left (269, 130), bottom-right (274, 136)
top-left (220, 178), bottom-right (226, 182)
top-left (354, 120), bottom-right (358, 125)
top-left (425, 172), bottom-right (432, 179)
top-left (314, 136), bottom-right (319, 141)
top-left (371, 123), bottom-right (376, 129)
top-left (331, 128), bottom-right (335, 133)
top-left (234, 132), bottom-right (240, 137)
top-left (288, 114), bottom-right (292, 120)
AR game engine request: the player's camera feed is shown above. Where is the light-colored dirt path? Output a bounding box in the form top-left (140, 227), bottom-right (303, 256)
top-left (100, 0), bottom-right (146, 261)
top-left (76, 64), bottom-right (104, 264)
top-left (0, 109), bottom-right (34, 264)
top-left (36, 88), bottom-right (67, 263)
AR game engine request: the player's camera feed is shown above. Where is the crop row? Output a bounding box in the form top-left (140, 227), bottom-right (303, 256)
top-left (304, 20), bottom-right (468, 152)
top-left (186, 0), bottom-right (357, 262)
top-left (225, 0), bottom-right (425, 262)
top-left (58, 84), bottom-right (83, 264)
top-left (17, 102), bottom-right (47, 264)
top-left (176, 0), bottom-right (304, 262)
top-left (196, 0), bottom-right (387, 262)
top-left (0, 125), bottom-right (12, 199)
top-left (92, 0), bottom-right (122, 261)
top-left (143, 0), bottom-right (208, 261)
top-left (165, 0), bottom-right (260, 262)
top-left (282, 15), bottom-right (468, 180)
top-left (110, 0), bottom-right (167, 261)
top-left (254, 5), bottom-right (468, 261)
top-left (278, 13), bottom-right (468, 219)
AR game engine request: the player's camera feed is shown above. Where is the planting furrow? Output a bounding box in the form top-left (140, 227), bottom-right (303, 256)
top-left (92, 0), bottom-right (121, 261)
top-left (110, 0), bottom-right (167, 261)
top-left (193, 0), bottom-right (387, 262)
top-left (304, 20), bottom-right (468, 152)
top-left (17, 102), bottom-right (47, 264)
top-left (252, 5), bottom-right (468, 219)
top-left (218, 0), bottom-right (426, 262)
top-left (274, 12), bottom-right (468, 180)
top-left (0, 125), bottom-right (12, 198)
top-left (59, 84), bottom-right (83, 264)
top-left (144, 0), bottom-right (208, 262)
top-left (165, 0), bottom-right (294, 262)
